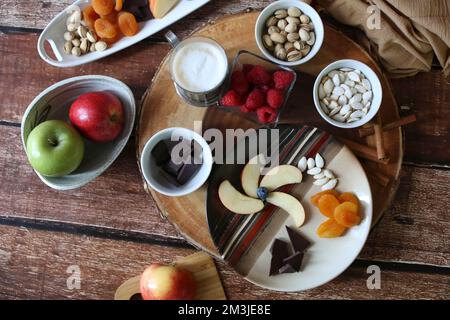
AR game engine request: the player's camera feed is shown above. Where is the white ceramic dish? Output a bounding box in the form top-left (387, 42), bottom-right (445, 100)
top-left (255, 0), bottom-right (324, 66)
top-left (313, 59), bottom-right (383, 128)
top-left (21, 75), bottom-right (136, 190)
top-left (140, 127), bottom-right (213, 197)
top-left (38, 0), bottom-right (211, 67)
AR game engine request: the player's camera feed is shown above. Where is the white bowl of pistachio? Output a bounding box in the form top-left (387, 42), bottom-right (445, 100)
top-left (255, 0), bottom-right (324, 66)
top-left (313, 59), bottom-right (383, 128)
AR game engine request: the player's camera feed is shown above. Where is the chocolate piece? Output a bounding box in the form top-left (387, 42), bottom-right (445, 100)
top-left (278, 264), bottom-right (297, 274)
top-left (177, 163), bottom-right (201, 185)
top-left (162, 159), bottom-right (184, 177)
top-left (283, 251), bottom-right (304, 272)
top-left (123, 0), bottom-right (153, 22)
top-left (151, 140), bottom-right (170, 165)
top-left (269, 239), bottom-right (291, 276)
top-left (286, 226), bottom-right (311, 253)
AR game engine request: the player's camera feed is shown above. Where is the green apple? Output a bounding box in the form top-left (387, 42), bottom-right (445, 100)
top-left (26, 120), bottom-right (84, 177)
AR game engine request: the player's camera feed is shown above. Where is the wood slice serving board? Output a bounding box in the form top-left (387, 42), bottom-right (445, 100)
top-left (114, 252), bottom-right (226, 300)
top-left (137, 11), bottom-right (402, 256)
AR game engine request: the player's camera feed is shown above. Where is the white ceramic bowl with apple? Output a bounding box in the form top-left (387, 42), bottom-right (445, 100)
top-left (140, 127), bottom-right (213, 197)
top-left (21, 75), bottom-right (136, 190)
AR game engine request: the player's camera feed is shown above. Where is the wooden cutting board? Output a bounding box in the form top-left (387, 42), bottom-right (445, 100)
top-left (114, 252), bottom-right (226, 300)
top-left (136, 11), bottom-right (403, 256)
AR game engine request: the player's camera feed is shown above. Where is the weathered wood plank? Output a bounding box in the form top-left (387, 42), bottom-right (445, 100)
top-left (0, 224), bottom-right (448, 300)
top-left (1, 124), bottom-right (449, 267)
top-left (0, 125), bottom-right (183, 242)
top-left (0, 32), bottom-right (170, 123)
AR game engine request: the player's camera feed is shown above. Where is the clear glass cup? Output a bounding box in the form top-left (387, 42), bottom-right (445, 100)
top-left (217, 50), bottom-right (297, 127)
top-left (165, 31), bottom-right (229, 107)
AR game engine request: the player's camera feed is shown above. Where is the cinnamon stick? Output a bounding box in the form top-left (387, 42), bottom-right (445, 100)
top-left (358, 114), bottom-right (417, 137)
top-left (373, 122), bottom-right (387, 160)
top-left (338, 137), bottom-right (390, 165)
top-left (362, 164), bottom-right (391, 187)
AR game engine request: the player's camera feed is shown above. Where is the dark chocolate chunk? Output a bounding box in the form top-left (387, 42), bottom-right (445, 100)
top-left (283, 251), bottom-right (304, 272)
top-left (162, 159), bottom-right (184, 177)
top-left (177, 163), bottom-right (201, 185)
top-left (269, 239), bottom-right (291, 276)
top-left (191, 140), bottom-right (203, 164)
top-left (286, 226), bottom-right (311, 253)
top-left (278, 264), bottom-right (297, 274)
top-left (151, 140), bottom-right (170, 166)
top-left (123, 0), bottom-right (153, 22)
top-left (139, 5), bottom-right (153, 21)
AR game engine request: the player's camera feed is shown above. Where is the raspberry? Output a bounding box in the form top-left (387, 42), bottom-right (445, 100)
top-left (247, 65), bottom-right (272, 85)
top-left (257, 84), bottom-right (271, 93)
top-left (231, 70), bottom-right (249, 95)
top-left (240, 104), bottom-right (253, 113)
top-left (257, 106), bottom-right (277, 124)
top-left (245, 89), bottom-right (265, 110)
top-left (273, 70), bottom-right (295, 90)
top-left (220, 90), bottom-right (241, 107)
top-left (266, 89), bottom-right (284, 109)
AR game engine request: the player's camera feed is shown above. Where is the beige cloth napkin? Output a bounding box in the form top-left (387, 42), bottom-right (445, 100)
top-left (315, 0), bottom-right (450, 78)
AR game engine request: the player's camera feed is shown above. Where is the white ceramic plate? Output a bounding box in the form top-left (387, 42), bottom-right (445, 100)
top-left (21, 75), bottom-right (136, 190)
top-left (207, 126), bottom-right (372, 291)
top-left (38, 0), bottom-right (210, 67)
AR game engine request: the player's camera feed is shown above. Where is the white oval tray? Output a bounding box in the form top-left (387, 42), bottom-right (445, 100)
top-left (37, 0), bottom-right (210, 68)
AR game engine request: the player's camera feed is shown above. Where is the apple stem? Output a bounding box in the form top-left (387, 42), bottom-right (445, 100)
top-left (48, 137), bottom-right (58, 147)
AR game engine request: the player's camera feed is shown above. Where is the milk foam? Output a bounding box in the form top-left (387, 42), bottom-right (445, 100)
top-left (172, 41), bottom-right (227, 92)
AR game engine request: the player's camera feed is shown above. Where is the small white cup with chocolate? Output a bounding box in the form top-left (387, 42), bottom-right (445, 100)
top-left (140, 127), bottom-right (213, 197)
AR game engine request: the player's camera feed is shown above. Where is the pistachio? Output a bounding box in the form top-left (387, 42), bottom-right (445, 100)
top-left (80, 38), bottom-right (89, 53)
top-left (263, 34), bottom-right (274, 49)
top-left (86, 31), bottom-right (97, 43)
top-left (300, 23), bottom-right (314, 32)
top-left (77, 25), bottom-right (87, 38)
top-left (287, 7), bottom-right (302, 17)
top-left (299, 28), bottom-right (310, 41)
top-left (71, 46), bottom-right (81, 56)
top-left (274, 43), bottom-right (284, 53)
top-left (277, 19), bottom-right (287, 30)
top-left (280, 30), bottom-right (287, 37)
top-left (64, 31), bottom-right (75, 41)
top-left (268, 26), bottom-right (280, 35)
top-left (286, 32), bottom-right (299, 42)
top-left (286, 16), bottom-right (300, 25)
top-left (285, 23), bottom-right (298, 33)
top-left (270, 32), bottom-right (286, 44)
top-left (284, 41), bottom-right (295, 52)
top-left (274, 9), bottom-right (288, 19)
top-left (300, 44), bottom-right (311, 56)
top-left (95, 41), bottom-right (107, 51)
top-left (71, 38), bottom-right (81, 47)
top-left (63, 41), bottom-right (73, 54)
top-left (293, 40), bottom-right (304, 50)
top-left (67, 23), bottom-right (77, 32)
top-left (266, 16), bottom-right (278, 27)
top-left (275, 48), bottom-right (287, 60)
top-left (299, 14), bottom-right (310, 24)
top-left (90, 43), bottom-right (96, 52)
top-left (306, 32), bottom-right (315, 46)
top-left (287, 50), bottom-right (302, 61)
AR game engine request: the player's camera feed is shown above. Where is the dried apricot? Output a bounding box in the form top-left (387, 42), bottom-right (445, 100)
top-left (101, 33), bottom-right (122, 44)
top-left (118, 11), bottom-right (139, 36)
top-left (101, 11), bottom-right (118, 24)
top-left (310, 189), bottom-right (339, 207)
top-left (317, 219), bottom-right (347, 238)
top-left (334, 202), bottom-right (361, 227)
top-left (115, 0), bottom-right (123, 11)
top-left (317, 194), bottom-right (340, 218)
top-left (82, 5), bottom-right (100, 29)
top-left (92, 0), bottom-right (115, 16)
top-left (339, 192), bottom-right (359, 208)
top-left (94, 18), bottom-right (118, 39)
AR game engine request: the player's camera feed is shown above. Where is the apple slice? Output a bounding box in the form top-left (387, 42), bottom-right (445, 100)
top-left (241, 154), bottom-right (264, 198)
top-left (218, 180), bottom-right (264, 215)
top-left (150, 0), bottom-right (179, 19)
top-left (259, 165), bottom-right (302, 191)
top-left (266, 192), bottom-right (305, 227)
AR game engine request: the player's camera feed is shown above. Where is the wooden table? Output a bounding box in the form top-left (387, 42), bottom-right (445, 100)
top-left (0, 0), bottom-right (449, 300)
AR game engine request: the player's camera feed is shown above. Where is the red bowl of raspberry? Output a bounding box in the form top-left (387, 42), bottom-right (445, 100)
top-left (217, 50), bottom-right (297, 127)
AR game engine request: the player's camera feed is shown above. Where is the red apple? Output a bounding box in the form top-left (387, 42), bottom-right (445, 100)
top-left (139, 264), bottom-right (197, 300)
top-left (69, 91), bottom-right (124, 143)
